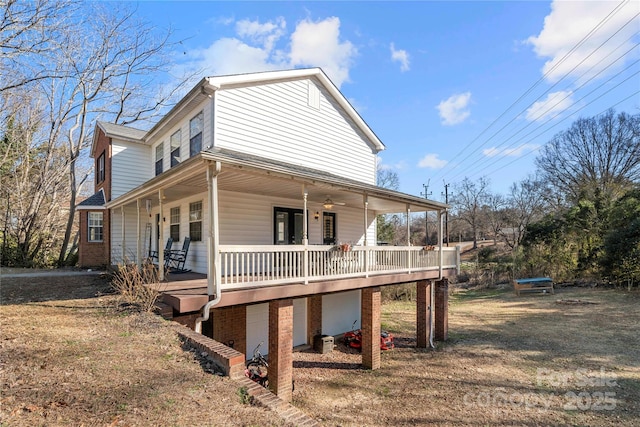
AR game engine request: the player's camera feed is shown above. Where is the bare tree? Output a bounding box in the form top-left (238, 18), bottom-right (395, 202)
top-left (1, 0), bottom-right (196, 266)
top-left (0, 0), bottom-right (75, 93)
top-left (536, 109), bottom-right (640, 204)
top-left (501, 177), bottom-right (547, 249)
top-left (452, 177), bottom-right (490, 249)
top-left (482, 192), bottom-right (507, 245)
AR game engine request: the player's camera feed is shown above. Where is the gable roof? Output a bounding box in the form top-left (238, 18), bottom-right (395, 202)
top-left (77, 188), bottom-right (105, 210)
top-left (91, 68), bottom-right (386, 157)
top-left (90, 122), bottom-right (147, 158)
top-left (205, 68), bottom-right (385, 152)
top-left (144, 68), bottom-right (385, 152)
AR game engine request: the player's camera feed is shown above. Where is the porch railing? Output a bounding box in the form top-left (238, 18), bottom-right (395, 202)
top-left (219, 245), bottom-right (459, 290)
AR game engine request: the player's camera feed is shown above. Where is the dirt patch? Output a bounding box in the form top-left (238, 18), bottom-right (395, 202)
top-left (0, 273), bottom-right (287, 426)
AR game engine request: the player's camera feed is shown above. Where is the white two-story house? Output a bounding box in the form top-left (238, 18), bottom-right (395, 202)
top-left (77, 68), bottom-right (458, 401)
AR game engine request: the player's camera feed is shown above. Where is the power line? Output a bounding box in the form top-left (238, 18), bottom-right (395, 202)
top-left (429, 0), bottom-right (637, 184)
top-left (477, 90), bottom-right (640, 181)
top-left (446, 55), bottom-right (640, 182)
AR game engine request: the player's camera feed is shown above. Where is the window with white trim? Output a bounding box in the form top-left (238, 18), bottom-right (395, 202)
top-left (88, 212), bottom-right (103, 242)
top-left (189, 111), bottom-right (203, 157)
top-left (170, 129), bottom-right (181, 167)
top-left (155, 142), bottom-right (164, 176)
top-left (189, 201), bottom-right (202, 241)
top-left (170, 207), bottom-right (180, 242)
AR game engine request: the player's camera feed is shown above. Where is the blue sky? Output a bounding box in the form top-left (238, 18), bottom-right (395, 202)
top-left (134, 0), bottom-right (640, 199)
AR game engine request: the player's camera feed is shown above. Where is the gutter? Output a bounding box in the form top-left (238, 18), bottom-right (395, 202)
top-left (195, 161), bottom-right (222, 333)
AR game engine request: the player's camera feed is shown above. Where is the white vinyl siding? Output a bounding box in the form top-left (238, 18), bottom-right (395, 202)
top-left (322, 290), bottom-right (361, 336)
top-left (245, 298), bottom-right (307, 360)
top-left (246, 303), bottom-right (269, 359)
top-left (110, 205), bottom-right (142, 264)
top-left (218, 190), bottom-right (370, 247)
top-left (147, 99), bottom-right (212, 173)
top-left (214, 78), bottom-right (377, 184)
top-left (111, 141), bottom-right (152, 199)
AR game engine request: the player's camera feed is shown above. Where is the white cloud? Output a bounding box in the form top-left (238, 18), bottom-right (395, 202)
top-left (236, 17), bottom-right (286, 52)
top-left (289, 17), bottom-right (357, 88)
top-left (378, 159), bottom-right (408, 171)
top-left (436, 92), bottom-right (472, 126)
top-left (483, 144), bottom-right (540, 158)
top-left (418, 154), bottom-right (448, 169)
top-left (525, 90), bottom-right (574, 121)
top-left (183, 16), bottom-right (357, 88)
top-left (527, 0), bottom-right (639, 83)
top-left (390, 43), bottom-right (410, 72)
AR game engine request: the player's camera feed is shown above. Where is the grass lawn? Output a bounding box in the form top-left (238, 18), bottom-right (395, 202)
top-left (292, 286), bottom-right (640, 426)
top-left (2, 272), bottom-right (638, 426)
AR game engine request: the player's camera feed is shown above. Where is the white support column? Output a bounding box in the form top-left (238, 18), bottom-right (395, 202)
top-left (207, 163), bottom-right (221, 296)
top-left (158, 190), bottom-right (165, 281)
top-left (121, 206), bottom-right (126, 263)
top-left (302, 186), bottom-right (309, 284)
top-left (136, 199), bottom-right (141, 266)
top-left (363, 194), bottom-right (369, 277)
top-left (406, 204), bottom-right (411, 272)
top-left (438, 210), bottom-right (444, 278)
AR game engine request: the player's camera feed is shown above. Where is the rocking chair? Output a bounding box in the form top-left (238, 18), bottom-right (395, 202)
top-left (149, 237), bottom-right (173, 263)
top-left (165, 237), bottom-right (191, 273)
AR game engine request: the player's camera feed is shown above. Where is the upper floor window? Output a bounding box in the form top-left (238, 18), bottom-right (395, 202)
top-left (97, 151), bottom-right (105, 184)
top-left (155, 142), bottom-right (163, 176)
top-left (170, 129), bottom-right (181, 167)
top-left (88, 212), bottom-right (103, 242)
top-left (189, 111), bottom-right (203, 157)
top-left (189, 201), bottom-right (202, 242)
top-left (170, 207), bottom-right (180, 241)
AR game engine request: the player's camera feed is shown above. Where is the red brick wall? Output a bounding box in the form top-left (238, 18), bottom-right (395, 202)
top-left (435, 278), bottom-right (449, 341)
top-left (416, 280), bottom-right (433, 348)
top-left (211, 305), bottom-right (247, 356)
top-left (361, 287), bottom-right (381, 370)
top-left (93, 127), bottom-right (112, 201)
top-left (268, 299), bottom-right (294, 402)
top-left (78, 209), bottom-right (110, 268)
top-left (306, 295), bottom-right (322, 345)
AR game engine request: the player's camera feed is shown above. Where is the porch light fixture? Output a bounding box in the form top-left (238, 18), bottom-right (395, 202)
top-left (323, 198), bottom-right (334, 209)
top-left (314, 211), bottom-right (320, 221)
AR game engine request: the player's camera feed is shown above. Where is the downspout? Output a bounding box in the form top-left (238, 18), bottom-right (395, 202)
top-left (136, 199), bottom-right (141, 266)
top-left (429, 280), bottom-right (436, 348)
top-left (195, 161), bottom-right (222, 333)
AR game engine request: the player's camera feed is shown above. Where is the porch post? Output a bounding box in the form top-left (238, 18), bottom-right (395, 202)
top-left (121, 206), bottom-right (125, 263)
top-left (207, 163), bottom-right (221, 296)
top-left (438, 210), bottom-right (444, 278)
top-left (158, 189), bottom-right (165, 281)
top-left (302, 186), bottom-right (309, 284)
top-left (268, 299), bottom-right (294, 402)
top-left (361, 287), bottom-right (381, 370)
top-left (406, 204), bottom-right (411, 273)
top-left (307, 295), bottom-right (322, 345)
top-left (435, 278), bottom-right (449, 341)
top-left (363, 194), bottom-right (369, 277)
top-left (136, 199), bottom-right (141, 266)
top-left (416, 280), bottom-right (433, 348)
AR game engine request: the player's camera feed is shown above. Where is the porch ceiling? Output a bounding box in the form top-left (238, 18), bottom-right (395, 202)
top-left (109, 150), bottom-right (448, 214)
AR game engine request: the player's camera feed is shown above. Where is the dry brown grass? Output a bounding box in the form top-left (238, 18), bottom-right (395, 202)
top-left (292, 287), bottom-right (640, 426)
top-left (0, 274), bottom-right (286, 426)
top-left (2, 272), bottom-right (639, 426)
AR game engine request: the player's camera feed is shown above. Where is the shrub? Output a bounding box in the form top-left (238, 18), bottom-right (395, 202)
top-left (111, 263), bottom-right (162, 312)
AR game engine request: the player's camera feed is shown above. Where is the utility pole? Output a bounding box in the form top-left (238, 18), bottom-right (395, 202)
top-left (421, 180), bottom-right (432, 245)
top-left (442, 182), bottom-right (452, 247)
